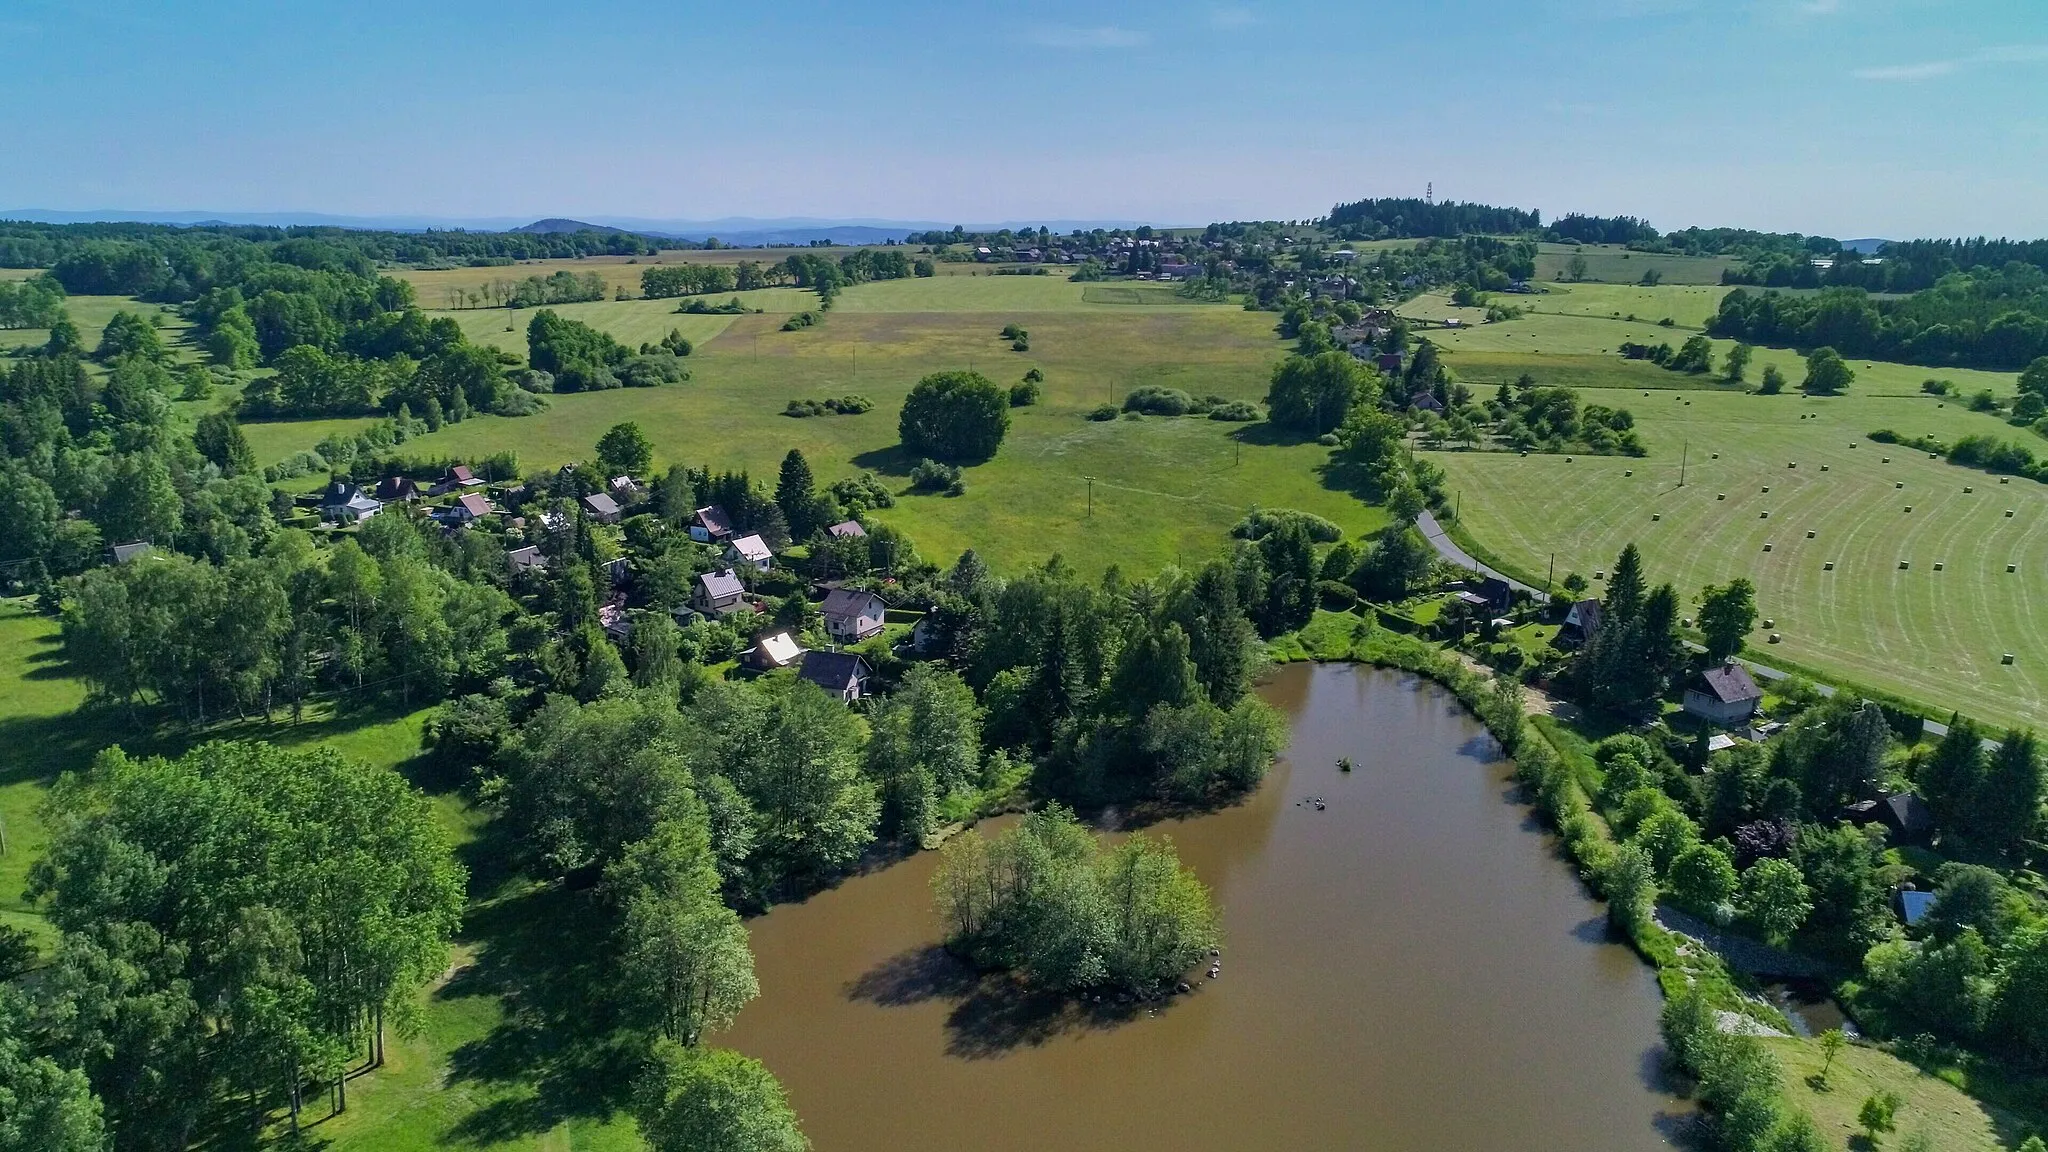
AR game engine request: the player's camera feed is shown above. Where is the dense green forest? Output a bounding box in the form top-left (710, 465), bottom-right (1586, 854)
top-left (0, 219), bottom-right (678, 275)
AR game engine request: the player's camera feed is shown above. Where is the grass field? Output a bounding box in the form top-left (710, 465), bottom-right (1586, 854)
top-left (1516, 282), bottom-right (1733, 329)
top-left (0, 294), bottom-right (193, 357)
top-left (424, 293), bottom-right (808, 355)
top-left (1428, 385), bottom-right (2048, 730)
top-left (243, 279), bottom-right (1384, 576)
top-left (1764, 1035), bottom-right (2030, 1152)
top-left (1532, 242), bottom-right (1739, 285)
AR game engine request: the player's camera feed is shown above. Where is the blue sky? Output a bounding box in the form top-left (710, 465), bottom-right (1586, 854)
top-left (4, 0), bottom-right (2045, 237)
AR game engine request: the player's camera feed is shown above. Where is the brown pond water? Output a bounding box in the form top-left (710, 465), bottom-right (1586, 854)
top-left (724, 663), bottom-right (1683, 1151)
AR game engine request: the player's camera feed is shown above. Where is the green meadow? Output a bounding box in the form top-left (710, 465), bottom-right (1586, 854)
top-left (0, 293), bottom-right (191, 356)
top-left (245, 277), bottom-right (1385, 575)
top-left (1531, 241), bottom-right (1739, 285)
top-left (1427, 385), bottom-right (2048, 730)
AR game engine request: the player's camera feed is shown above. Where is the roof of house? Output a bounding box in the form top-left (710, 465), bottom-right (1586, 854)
top-left (455, 493), bottom-right (492, 518)
top-left (1897, 889), bottom-right (1938, 926)
top-left (1706, 733), bottom-right (1738, 753)
top-left (821, 587), bottom-right (885, 621)
top-left (507, 545), bottom-right (546, 571)
top-left (755, 631), bottom-right (803, 667)
top-left (698, 569), bottom-right (745, 601)
top-left (447, 465), bottom-right (476, 483)
top-left (110, 541), bottom-right (151, 563)
top-left (1564, 599), bottom-right (1603, 633)
top-left (728, 534), bottom-right (773, 562)
top-left (1478, 576), bottom-right (1513, 604)
top-left (694, 505), bottom-right (733, 536)
top-left (583, 492), bottom-right (621, 517)
top-left (1883, 791), bottom-right (1934, 836)
top-left (1697, 662), bottom-right (1763, 704)
top-left (375, 476), bottom-right (418, 500)
top-left (826, 520), bottom-right (867, 539)
top-left (321, 481), bottom-right (380, 513)
top-left (798, 650), bottom-right (870, 692)
top-left (609, 475), bottom-right (639, 492)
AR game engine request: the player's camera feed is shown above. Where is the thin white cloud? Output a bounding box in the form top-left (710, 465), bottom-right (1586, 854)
top-left (1854, 60), bottom-right (1957, 81)
top-left (1029, 25), bottom-right (1148, 49)
top-left (1210, 6), bottom-right (1257, 28)
top-left (1853, 43), bottom-right (2048, 82)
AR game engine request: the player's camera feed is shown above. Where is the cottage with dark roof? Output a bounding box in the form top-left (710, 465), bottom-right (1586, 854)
top-left (582, 492), bottom-right (622, 524)
top-left (507, 545), bottom-right (547, 575)
top-left (1683, 661), bottom-right (1763, 725)
top-left (692, 569), bottom-right (747, 617)
top-left (820, 587), bottom-right (887, 643)
top-left (690, 505), bottom-right (735, 543)
top-left (320, 481), bottom-right (382, 523)
top-left (798, 650), bottom-right (872, 703)
top-left (1559, 598), bottom-right (1603, 647)
top-left (375, 475), bottom-right (421, 503)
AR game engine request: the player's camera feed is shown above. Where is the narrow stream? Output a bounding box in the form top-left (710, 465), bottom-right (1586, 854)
top-left (723, 663), bottom-right (1683, 1150)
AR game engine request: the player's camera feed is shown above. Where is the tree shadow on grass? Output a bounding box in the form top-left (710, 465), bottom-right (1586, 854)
top-left (438, 881), bottom-right (646, 1145)
top-left (1227, 421), bottom-right (1320, 448)
top-left (845, 945), bottom-right (1158, 1061)
top-left (849, 445), bottom-right (918, 477)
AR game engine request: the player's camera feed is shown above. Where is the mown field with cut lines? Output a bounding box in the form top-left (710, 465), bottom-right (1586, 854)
top-left (1427, 385), bottom-right (2048, 729)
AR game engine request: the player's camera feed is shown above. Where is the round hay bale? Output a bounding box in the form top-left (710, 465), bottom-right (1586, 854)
top-left (1652, 513), bottom-right (1661, 521)
top-left (1761, 511), bottom-right (1771, 519)
top-left (1965, 486), bottom-right (1974, 493)
top-left (2003, 653), bottom-right (2016, 665)
top-left (1934, 562), bottom-right (1944, 571)
top-left (1806, 530), bottom-right (1816, 539)
top-left (1824, 561), bottom-right (1835, 571)
top-left (2009, 563), bottom-right (2019, 573)
top-left (1762, 485), bottom-right (1771, 493)
top-left (1769, 633), bottom-right (1782, 644)
top-left (1763, 618), bottom-right (1775, 629)
top-left (1906, 506), bottom-right (1914, 513)
top-left (1763, 543), bottom-right (1773, 552)
top-left (1899, 560), bottom-right (1910, 569)
top-left (1717, 493), bottom-right (1726, 500)
top-left (1821, 465), bottom-right (1830, 471)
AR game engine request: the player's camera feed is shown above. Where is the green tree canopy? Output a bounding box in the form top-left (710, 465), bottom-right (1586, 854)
top-left (898, 370), bottom-right (1010, 463)
top-left (1265, 350), bottom-right (1377, 435)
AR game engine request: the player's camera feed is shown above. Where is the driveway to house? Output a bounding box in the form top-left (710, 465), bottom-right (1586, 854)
top-left (1416, 510), bottom-right (1549, 602)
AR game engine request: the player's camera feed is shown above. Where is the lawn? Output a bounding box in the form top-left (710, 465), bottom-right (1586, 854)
top-left (1427, 387), bottom-right (2048, 730)
top-left (0, 293), bottom-right (195, 357)
top-left (242, 302), bottom-right (1386, 576)
top-left (1532, 242), bottom-right (1739, 285)
top-left (0, 603), bottom-right (84, 946)
top-left (1515, 282), bottom-right (1734, 329)
top-left (1764, 1035), bottom-right (2030, 1152)
top-left (424, 294), bottom-right (805, 356)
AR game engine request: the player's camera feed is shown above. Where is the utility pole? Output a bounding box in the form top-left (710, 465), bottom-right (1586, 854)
top-left (1680, 441), bottom-right (1688, 487)
top-left (1548, 552), bottom-right (1555, 590)
top-left (1083, 475), bottom-right (1095, 518)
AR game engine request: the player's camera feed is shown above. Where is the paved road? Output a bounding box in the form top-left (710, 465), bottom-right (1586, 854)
top-left (1415, 510), bottom-right (1549, 603)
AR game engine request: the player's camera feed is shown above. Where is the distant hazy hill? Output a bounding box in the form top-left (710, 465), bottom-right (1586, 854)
top-left (514, 218), bottom-right (630, 235)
